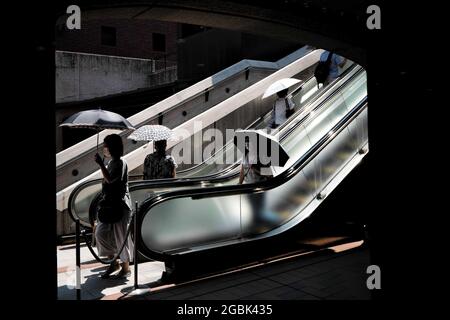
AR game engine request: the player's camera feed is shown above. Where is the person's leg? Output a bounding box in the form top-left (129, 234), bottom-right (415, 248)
top-left (111, 210), bottom-right (133, 278)
top-left (269, 122), bottom-right (279, 134)
top-left (246, 192), bottom-right (266, 234)
top-left (95, 222), bottom-right (115, 257)
top-left (121, 262), bottom-right (130, 273)
top-left (101, 256), bottom-right (120, 279)
top-left (249, 180), bottom-right (279, 232)
top-left (324, 75), bottom-right (338, 87)
top-left (96, 222), bottom-right (121, 278)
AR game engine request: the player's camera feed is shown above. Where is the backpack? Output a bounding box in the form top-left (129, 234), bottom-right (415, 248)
top-left (143, 153), bottom-right (176, 179)
top-left (314, 52), bottom-right (333, 86)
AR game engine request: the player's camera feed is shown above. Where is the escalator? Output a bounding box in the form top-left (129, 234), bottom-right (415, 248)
top-left (68, 63), bottom-right (359, 227)
top-left (132, 66), bottom-right (368, 263)
top-left (68, 64), bottom-right (367, 276)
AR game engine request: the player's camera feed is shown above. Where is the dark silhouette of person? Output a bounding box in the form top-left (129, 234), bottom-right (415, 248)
top-left (94, 134), bottom-right (133, 279)
top-left (143, 140), bottom-right (177, 180)
top-left (269, 89), bottom-right (295, 129)
top-left (319, 51), bottom-right (347, 86)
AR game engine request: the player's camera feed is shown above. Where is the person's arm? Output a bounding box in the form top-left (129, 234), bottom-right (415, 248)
top-left (95, 154), bottom-right (121, 184)
top-left (170, 156), bottom-right (177, 178)
top-left (338, 56), bottom-right (347, 68)
top-left (143, 155), bottom-right (149, 180)
top-left (287, 97), bottom-right (295, 110)
top-left (268, 103), bottom-right (275, 128)
top-left (239, 165), bottom-right (245, 184)
top-left (95, 153), bottom-right (112, 183)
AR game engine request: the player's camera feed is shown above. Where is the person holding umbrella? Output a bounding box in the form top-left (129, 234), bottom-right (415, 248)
top-left (59, 107), bottom-right (135, 151)
top-left (236, 129), bottom-right (289, 185)
top-left (128, 125), bottom-right (177, 180)
top-left (238, 137), bottom-right (274, 234)
top-left (128, 125), bottom-right (177, 282)
top-left (238, 138), bottom-right (273, 185)
top-left (143, 139), bottom-right (177, 179)
top-left (262, 78), bottom-right (301, 129)
top-left (94, 134), bottom-right (133, 279)
top-left (236, 130), bottom-right (290, 233)
top-left (269, 88), bottom-right (295, 129)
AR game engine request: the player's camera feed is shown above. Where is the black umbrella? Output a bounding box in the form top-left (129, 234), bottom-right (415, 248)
top-left (233, 129), bottom-right (290, 167)
top-left (59, 108), bottom-right (135, 151)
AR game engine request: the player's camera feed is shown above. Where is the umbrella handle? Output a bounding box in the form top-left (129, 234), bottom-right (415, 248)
top-left (96, 131), bottom-right (106, 163)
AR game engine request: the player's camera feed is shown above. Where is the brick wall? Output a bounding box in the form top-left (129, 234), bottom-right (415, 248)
top-left (56, 18), bottom-right (178, 61)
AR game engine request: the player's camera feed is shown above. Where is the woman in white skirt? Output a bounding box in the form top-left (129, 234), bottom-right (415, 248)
top-left (94, 134), bottom-right (133, 279)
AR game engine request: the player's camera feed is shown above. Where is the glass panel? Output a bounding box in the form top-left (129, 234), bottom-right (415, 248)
top-left (291, 76), bottom-right (319, 107)
top-left (313, 122), bottom-right (354, 189)
top-left (341, 72), bottom-right (367, 112)
top-left (360, 108), bottom-right (368, 144)
top-left (240, 165), bottom-right (317, 235)
top-left (140, 194), bottom-right (241, 252)
top-left (71, 181), bottom-right (102, 224)
top-left (272, 124), bottom-right (311, 177)
top-left (304, 93), bottom-right (348, 146)
top-left (346, 108), bottom-right (368, 152)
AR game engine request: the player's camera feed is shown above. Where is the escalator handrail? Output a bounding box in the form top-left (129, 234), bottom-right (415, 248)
top-left (67, 179), bottom-right (101, 224)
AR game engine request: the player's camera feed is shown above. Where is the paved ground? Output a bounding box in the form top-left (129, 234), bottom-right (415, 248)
top-left (57, 243), bottom-right (165, 300)
top-left (57, 240), bottom-right (371, 300)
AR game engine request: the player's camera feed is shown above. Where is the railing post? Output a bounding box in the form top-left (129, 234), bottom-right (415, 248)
top-left (134, 201), bottom-right (138, 289)
top-left (75, 219), bottom-right (81, 300)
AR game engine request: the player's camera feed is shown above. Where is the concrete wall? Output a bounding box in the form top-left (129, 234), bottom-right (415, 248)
top-left (56, 51), bottom-right (177, 103)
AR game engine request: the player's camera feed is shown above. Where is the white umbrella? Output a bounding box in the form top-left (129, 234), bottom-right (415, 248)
top-left (262, 78), bottom-right (302, 99)
top-left (233, 129), bottom-right (290, 167)
top-left (127, 125), bottom-right (173, 142)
